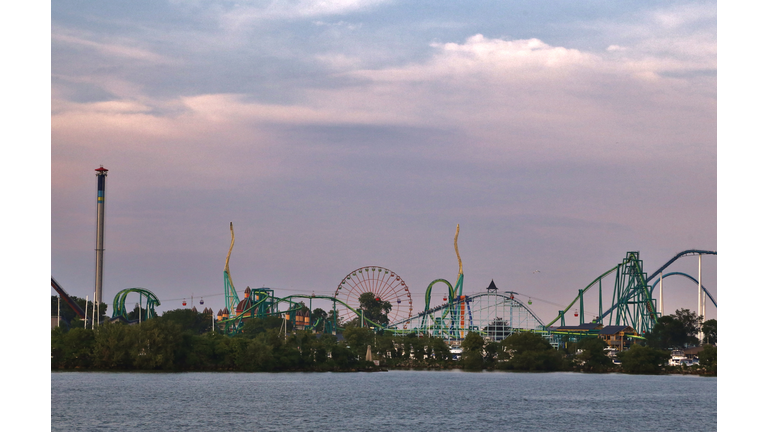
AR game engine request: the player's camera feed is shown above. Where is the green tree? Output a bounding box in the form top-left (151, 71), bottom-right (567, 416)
top-left (132, 319), bottom-right (183, 370)
top-left (430, 337), bottom-right (451, 362)
top-left (160, 308), bottom-right (211, 335)
top-left (575, 337), bottom-right (612, 371)
top-left (500, 332), bottom-right (563, 371)
top-left (240, 316), bottom-right (289, 337)
top-left (237, 335), bottom-right (276, 371)
top-left (646, 315), bottom-right (688, 349)
top-left (461, 331), bottom-right (486, 370)
top-left (674, 308), bottom-right (703, 346)
top-left (462, 331), bottom-right (485, 352)
top-left (60, 328), bottom-right (95, 369)
top-left (702, 319), bottom-right (717, 345)
top-left (484, 341), bottom-right (501, 367)
top-left (342, 326), bottom-right (374, 358)
top-left (92, 321), bottom-right (135, 369)
top-left (617, 344), bottom-right (671, 374)
top-left (358, 292), bottom-right (392, 326)
top-left (698, 345), bottom-right (716, 373)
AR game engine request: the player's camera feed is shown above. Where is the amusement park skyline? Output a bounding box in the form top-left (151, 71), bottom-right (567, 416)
top-left (50, 1), bottom-right (717, 324)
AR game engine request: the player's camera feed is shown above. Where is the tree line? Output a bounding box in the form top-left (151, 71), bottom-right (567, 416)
top-left (52, 303), bottom-right (715, 374)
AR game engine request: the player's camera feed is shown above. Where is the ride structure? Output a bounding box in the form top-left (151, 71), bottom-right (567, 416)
top-left (543, 250), bottom-right (717, 340)
top-left (212, 223), bottom-right (716, 345)
top-left (333, 266), bottom-right (413, 326)
top-left (216, 223), bottom-right (545, 340)
top-left (388, 224), bottom-right (545, 342)
top-left (111, 288), bottom-right (161, 322)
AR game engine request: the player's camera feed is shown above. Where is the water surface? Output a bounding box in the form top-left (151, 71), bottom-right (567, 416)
top-left (52, 371), bottom-right (716, 431)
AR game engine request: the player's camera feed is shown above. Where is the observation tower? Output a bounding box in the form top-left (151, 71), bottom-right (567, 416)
top-left (94, 166), bottom-right (108, 308)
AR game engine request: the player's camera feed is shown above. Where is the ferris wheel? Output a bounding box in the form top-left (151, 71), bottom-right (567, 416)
top-left (333, 266), bottom-right (413, 328)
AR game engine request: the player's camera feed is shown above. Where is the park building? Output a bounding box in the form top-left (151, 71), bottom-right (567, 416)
top-left (551, 323), bottom-right (639, 351)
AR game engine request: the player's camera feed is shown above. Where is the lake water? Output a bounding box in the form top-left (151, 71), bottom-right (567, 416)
top-left (51, 370), bottom-right (716, 431)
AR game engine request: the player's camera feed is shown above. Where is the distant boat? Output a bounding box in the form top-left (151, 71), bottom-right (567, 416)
top-left (668, 350), bottom-right (698, 367)
top-left (449, 346), bottom-right (463, 360)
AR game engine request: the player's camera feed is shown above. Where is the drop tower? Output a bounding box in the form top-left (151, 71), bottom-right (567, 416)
top-left (94, 166), bottom-right (108, 310)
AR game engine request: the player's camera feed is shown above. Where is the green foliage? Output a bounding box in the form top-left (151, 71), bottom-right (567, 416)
top-left (59, 327), bottom-right (95, 369)
top-left (646, 315), bottom-right (687, 349)
top-left (461, 331), bottom-right (485, 353)
top-left (616, 344), bottom-right (671, 374)
top-left (159, 308), bottom-right (212, 335)
top-left (92, 321), bottom-right (134, 369)
top-left (240, 316), bottom-right (288, 337)
top-left (673, 308), bottom-right (703, 346)
top-left (132, 319), bottom-right (183, 370)
top-left (701, 319), bottom-right (717, 345)
top-left (575, 337), bottom-right (612, 371)
top-left (358, 292), bottom-right (392, 326)
top-left (430, 337), bottom-right (451, 362)
top-left (698, 345), bottom-right (717, 372)
top-left (484, 341), bottom-right (501, 366)
top-left (462, 350), bottom-right (484, 371)
top-left (499, 332), bottom-right (564, 371)
top-left (502, 332), bottom-right (552, 354)
top-left (342, 326), bottom-right (374, 357)
top-left (459, 332), bottom-right (485, 370)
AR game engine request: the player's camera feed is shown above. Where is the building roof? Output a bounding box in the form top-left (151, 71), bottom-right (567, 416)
top-left (598, 325), bottom-right (635, 335)
top-left (555, 323), bottom-right (602, 331)
top-left (684, 346), bottom-right (706, 355)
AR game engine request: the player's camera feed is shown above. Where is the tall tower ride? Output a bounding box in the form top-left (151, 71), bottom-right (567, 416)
top-left (94, 166), bottom-right (108, 308)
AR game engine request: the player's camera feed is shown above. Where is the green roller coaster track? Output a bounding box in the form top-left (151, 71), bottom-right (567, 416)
top-left (545, 250), bottom-right (717, 335)
top-left (111, 287), bottom-right (161, 322)
top-left (216, 222), bottom-right (716, 343)
top-left (218, 289), bottom-right (394, 335)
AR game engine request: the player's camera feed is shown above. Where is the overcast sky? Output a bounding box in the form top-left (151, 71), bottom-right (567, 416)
top-left (49, 0), bottom-right (718, 324)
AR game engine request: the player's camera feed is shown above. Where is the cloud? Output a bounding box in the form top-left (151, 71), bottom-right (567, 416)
top-left (209, 0), bottom-right (390, 30)
top-left (52, 29), bottom-right (174, 64)
top-left (52, 28), bottom-right (716, 176)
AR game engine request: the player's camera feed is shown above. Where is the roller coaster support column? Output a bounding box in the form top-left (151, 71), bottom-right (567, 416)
top-left (698, 254), bottom-right (703, 340)
top-left (559, 311), bottom-right (565, 327)
top-left (579, 289), bottom-right (584, 325)
top-left (598, 280), bottom-right (603, 324)
top-left (333, 302), bottom-right (337, 335)
top-left (660, 271), bottom-right (664, 316)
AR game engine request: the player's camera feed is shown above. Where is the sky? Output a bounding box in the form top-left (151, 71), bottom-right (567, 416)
top-left (49, 0), bottom-right (718, 325)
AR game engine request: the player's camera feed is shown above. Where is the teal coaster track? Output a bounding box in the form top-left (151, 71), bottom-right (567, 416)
top-left (543, 250), bottom-right (717, 335)
top-left (215, 224), bottom-right (716, 341)
top-left (111, 287), bottom-right (161, 322)
top-left (218, 289), bottom-right (391, 335)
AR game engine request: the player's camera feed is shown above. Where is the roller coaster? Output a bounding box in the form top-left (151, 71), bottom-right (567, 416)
top-left (216, 223), bottom-right (716, 343)
top-left (544, 250), bottom-right (717, 334)
top-left (54, 223), bottom-right (715, 345)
